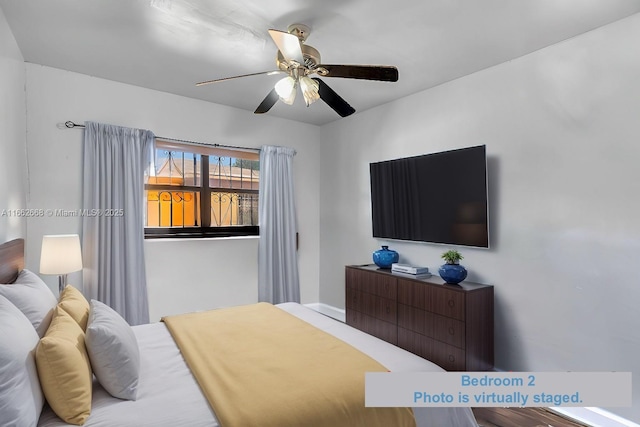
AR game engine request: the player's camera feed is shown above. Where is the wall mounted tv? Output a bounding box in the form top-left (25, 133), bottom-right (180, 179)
top-left (370, 145), bottom-right (489, 248)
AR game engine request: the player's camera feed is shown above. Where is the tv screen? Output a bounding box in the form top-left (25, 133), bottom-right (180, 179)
top-left (370, 145), bottom-right (489, 248)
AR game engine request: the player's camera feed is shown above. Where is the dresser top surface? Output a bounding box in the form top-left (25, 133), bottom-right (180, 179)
top-left (347, 264), bottom-right (493, 291)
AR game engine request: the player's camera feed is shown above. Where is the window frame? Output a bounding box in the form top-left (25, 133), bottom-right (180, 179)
top-left (144, 140), bottom-right (260, 239)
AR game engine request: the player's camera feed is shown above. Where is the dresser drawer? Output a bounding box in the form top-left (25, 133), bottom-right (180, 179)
top-left (398, 328), bottom-right (465, 371)
top-left (398, 279), bottom-right (465, 320)
top-left (397, 278), bottom-right (426, 306)
top-left (346, 310), bottom-right (376, 334)
top-left (373, 274), bottom-right (397, 300)
top-left (433, 313), bottom-right (465, 349)
top-left (428, 287), bottom-right (465, 321)
top-left (373, 319), bottom-right (397, 345)
top-left (347, 310), bottom-right (397, 345)
top-left (398, 327), bottom-right (431, 357)
top-left (345, 288), bottom-right (376, 316)
top-left (375, 296), bottom-right (397, 324)
top-left (345, 267), bottom-right (366, 291)
top-left (346, 267), bottom-right (397, 300)
top-left (398, 304), bottom-right (465, 349)
top-left (432, 342), bottom-right (466, 371)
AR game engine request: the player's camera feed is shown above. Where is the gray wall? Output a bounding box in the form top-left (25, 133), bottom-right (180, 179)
top-left (319, 13), bottom-right (640, 422)
top-left (22, 63), bottom-right (321, 314)
top-left (0, 7), bottom-right (27, 243)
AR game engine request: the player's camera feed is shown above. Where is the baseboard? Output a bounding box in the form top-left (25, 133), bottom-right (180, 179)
top-left (549, 407), bottom-right (640, 427)
top-left (304, 303), bottom-right (346, 323)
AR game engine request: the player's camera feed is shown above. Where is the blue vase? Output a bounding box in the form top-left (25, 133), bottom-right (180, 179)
top-left (373, 246), bottom-right (399, 269)
top-left (438, 263), bottom-right (467, 284)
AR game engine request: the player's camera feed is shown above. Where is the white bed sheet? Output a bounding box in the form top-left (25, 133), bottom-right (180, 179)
top-left (37, 303), bottom-right (478, 427)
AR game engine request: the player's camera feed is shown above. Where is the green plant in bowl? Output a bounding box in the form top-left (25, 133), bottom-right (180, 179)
top-left (441, 249), bottom-right (463, 265)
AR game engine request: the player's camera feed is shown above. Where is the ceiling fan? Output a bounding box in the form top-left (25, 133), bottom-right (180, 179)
top-left (196, 24), bottom-right (398, 118)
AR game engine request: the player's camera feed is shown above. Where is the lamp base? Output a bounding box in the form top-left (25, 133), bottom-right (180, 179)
top-left (58, 274), bottom-right (68, 294)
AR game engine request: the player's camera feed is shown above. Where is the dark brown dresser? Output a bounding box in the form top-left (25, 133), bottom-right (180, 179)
top-left (345, 264), bottom-right (494, 371)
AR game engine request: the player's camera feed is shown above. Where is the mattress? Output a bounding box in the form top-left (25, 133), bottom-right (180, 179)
top-left (37, 303), bottom-right (478, 427)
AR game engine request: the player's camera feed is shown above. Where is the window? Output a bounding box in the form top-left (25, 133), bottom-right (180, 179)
top-left (145, 140), bottom-right (259, 238)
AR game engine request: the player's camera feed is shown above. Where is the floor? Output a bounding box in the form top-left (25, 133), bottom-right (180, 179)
top-left (472, 407), bottom-right (591, 427)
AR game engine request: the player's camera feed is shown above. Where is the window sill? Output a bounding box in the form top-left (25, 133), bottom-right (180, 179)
top-left (144, 235), bottom-right (259, 243)
top-left (144, 226), bottom-right (258, 240)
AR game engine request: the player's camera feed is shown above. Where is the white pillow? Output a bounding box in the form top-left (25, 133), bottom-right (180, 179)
top-left (0, 269), bottom-right (58, 337)
top-left (85, 299), bottom-right (140, 400)
top-left (0, 295), bottom-right (44, 427)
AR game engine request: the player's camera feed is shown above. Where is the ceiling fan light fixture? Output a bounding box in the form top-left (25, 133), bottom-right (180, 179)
top-left (275, 76), bottom-right (297, 105)
top-left (198, 24), bottom-right (398, 117)
top-left (300, 76), bottom-right (320, 107)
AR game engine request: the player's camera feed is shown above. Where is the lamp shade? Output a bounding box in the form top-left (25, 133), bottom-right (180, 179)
top-left (40, 234), bottom-right (83, 275)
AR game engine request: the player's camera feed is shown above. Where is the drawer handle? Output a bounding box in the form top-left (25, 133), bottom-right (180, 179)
top-left (386, 306), bottom-right (390, 314)
top-left (448, 327), bottom-right (455, 336)
top-left (448, 299), bottom-right (455, 308)
top-left (448, 355), bottom-right (455, 362)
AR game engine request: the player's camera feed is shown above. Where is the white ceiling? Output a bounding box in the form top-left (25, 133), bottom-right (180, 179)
top-left (2, 0), bottom-right (640, 126)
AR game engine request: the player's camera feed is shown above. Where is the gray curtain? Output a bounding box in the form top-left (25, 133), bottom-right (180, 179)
top-left (81, 121), bottom-right (154, 325)
top-left (258, 145), bottom-right (300, 304)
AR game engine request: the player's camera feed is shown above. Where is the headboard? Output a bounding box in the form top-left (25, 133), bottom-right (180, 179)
top-left (0, 238), bottom-right (25, 283)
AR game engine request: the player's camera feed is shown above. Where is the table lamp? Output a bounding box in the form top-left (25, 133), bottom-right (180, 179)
top-left (40, 234), bottom-right (83, 294)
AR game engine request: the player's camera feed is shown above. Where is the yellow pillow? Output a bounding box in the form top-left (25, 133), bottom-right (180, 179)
top-left (58, 285), bottom-right (90, 330)
top-left (36, 306), bottom-right (92, 425)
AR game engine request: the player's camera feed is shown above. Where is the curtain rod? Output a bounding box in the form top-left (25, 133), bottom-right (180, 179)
top-left (60, 121), bottom-right (261, 153)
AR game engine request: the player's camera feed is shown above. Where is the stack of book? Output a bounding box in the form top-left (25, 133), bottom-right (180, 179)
top-left (391, 263), bottom-right (431, 278)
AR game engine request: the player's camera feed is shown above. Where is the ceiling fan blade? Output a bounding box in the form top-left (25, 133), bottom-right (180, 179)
top-left (254, 88), bottom-right (280, 114)
top-left (268, 29), bottom-right (304, 65)
top-left (317, 65), bottom-right (398, 82)
top-left (312, 78), bottom-right (356, 118)
top-left (196, 70), bottom-right (284, 86)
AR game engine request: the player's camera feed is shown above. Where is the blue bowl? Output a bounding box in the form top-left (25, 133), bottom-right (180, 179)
top-left (438, 264), bottom-right (467, 284)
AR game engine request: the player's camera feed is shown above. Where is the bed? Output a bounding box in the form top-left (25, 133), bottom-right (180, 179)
top-left (0, 238), bottom-right (478, 427)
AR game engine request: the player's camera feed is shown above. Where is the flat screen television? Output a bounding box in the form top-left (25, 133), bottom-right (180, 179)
top-left (370, 145), bottom-right (489, 248)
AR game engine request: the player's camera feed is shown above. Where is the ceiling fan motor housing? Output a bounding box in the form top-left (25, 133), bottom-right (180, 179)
top-left (287, 24), bottom-right (311, 41)
top-left (277, 44), bottom-right (321, 72)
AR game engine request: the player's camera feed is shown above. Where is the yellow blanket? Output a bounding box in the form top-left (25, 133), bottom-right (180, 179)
top-left (162, 302), bottom-right (415, 427)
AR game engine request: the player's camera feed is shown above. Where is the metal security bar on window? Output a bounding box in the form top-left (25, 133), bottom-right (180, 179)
top-left (146, 150), bottom-right (201, 228)
top-left (208, 156), bottom-right (259, 227)
top-left (147, 190), bottom-right (200, 227)
top-left (145, 144), bottom-right (259, 238)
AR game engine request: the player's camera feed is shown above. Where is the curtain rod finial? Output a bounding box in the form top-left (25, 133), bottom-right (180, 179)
top-left (57, 121), bottom-right (85, 129)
